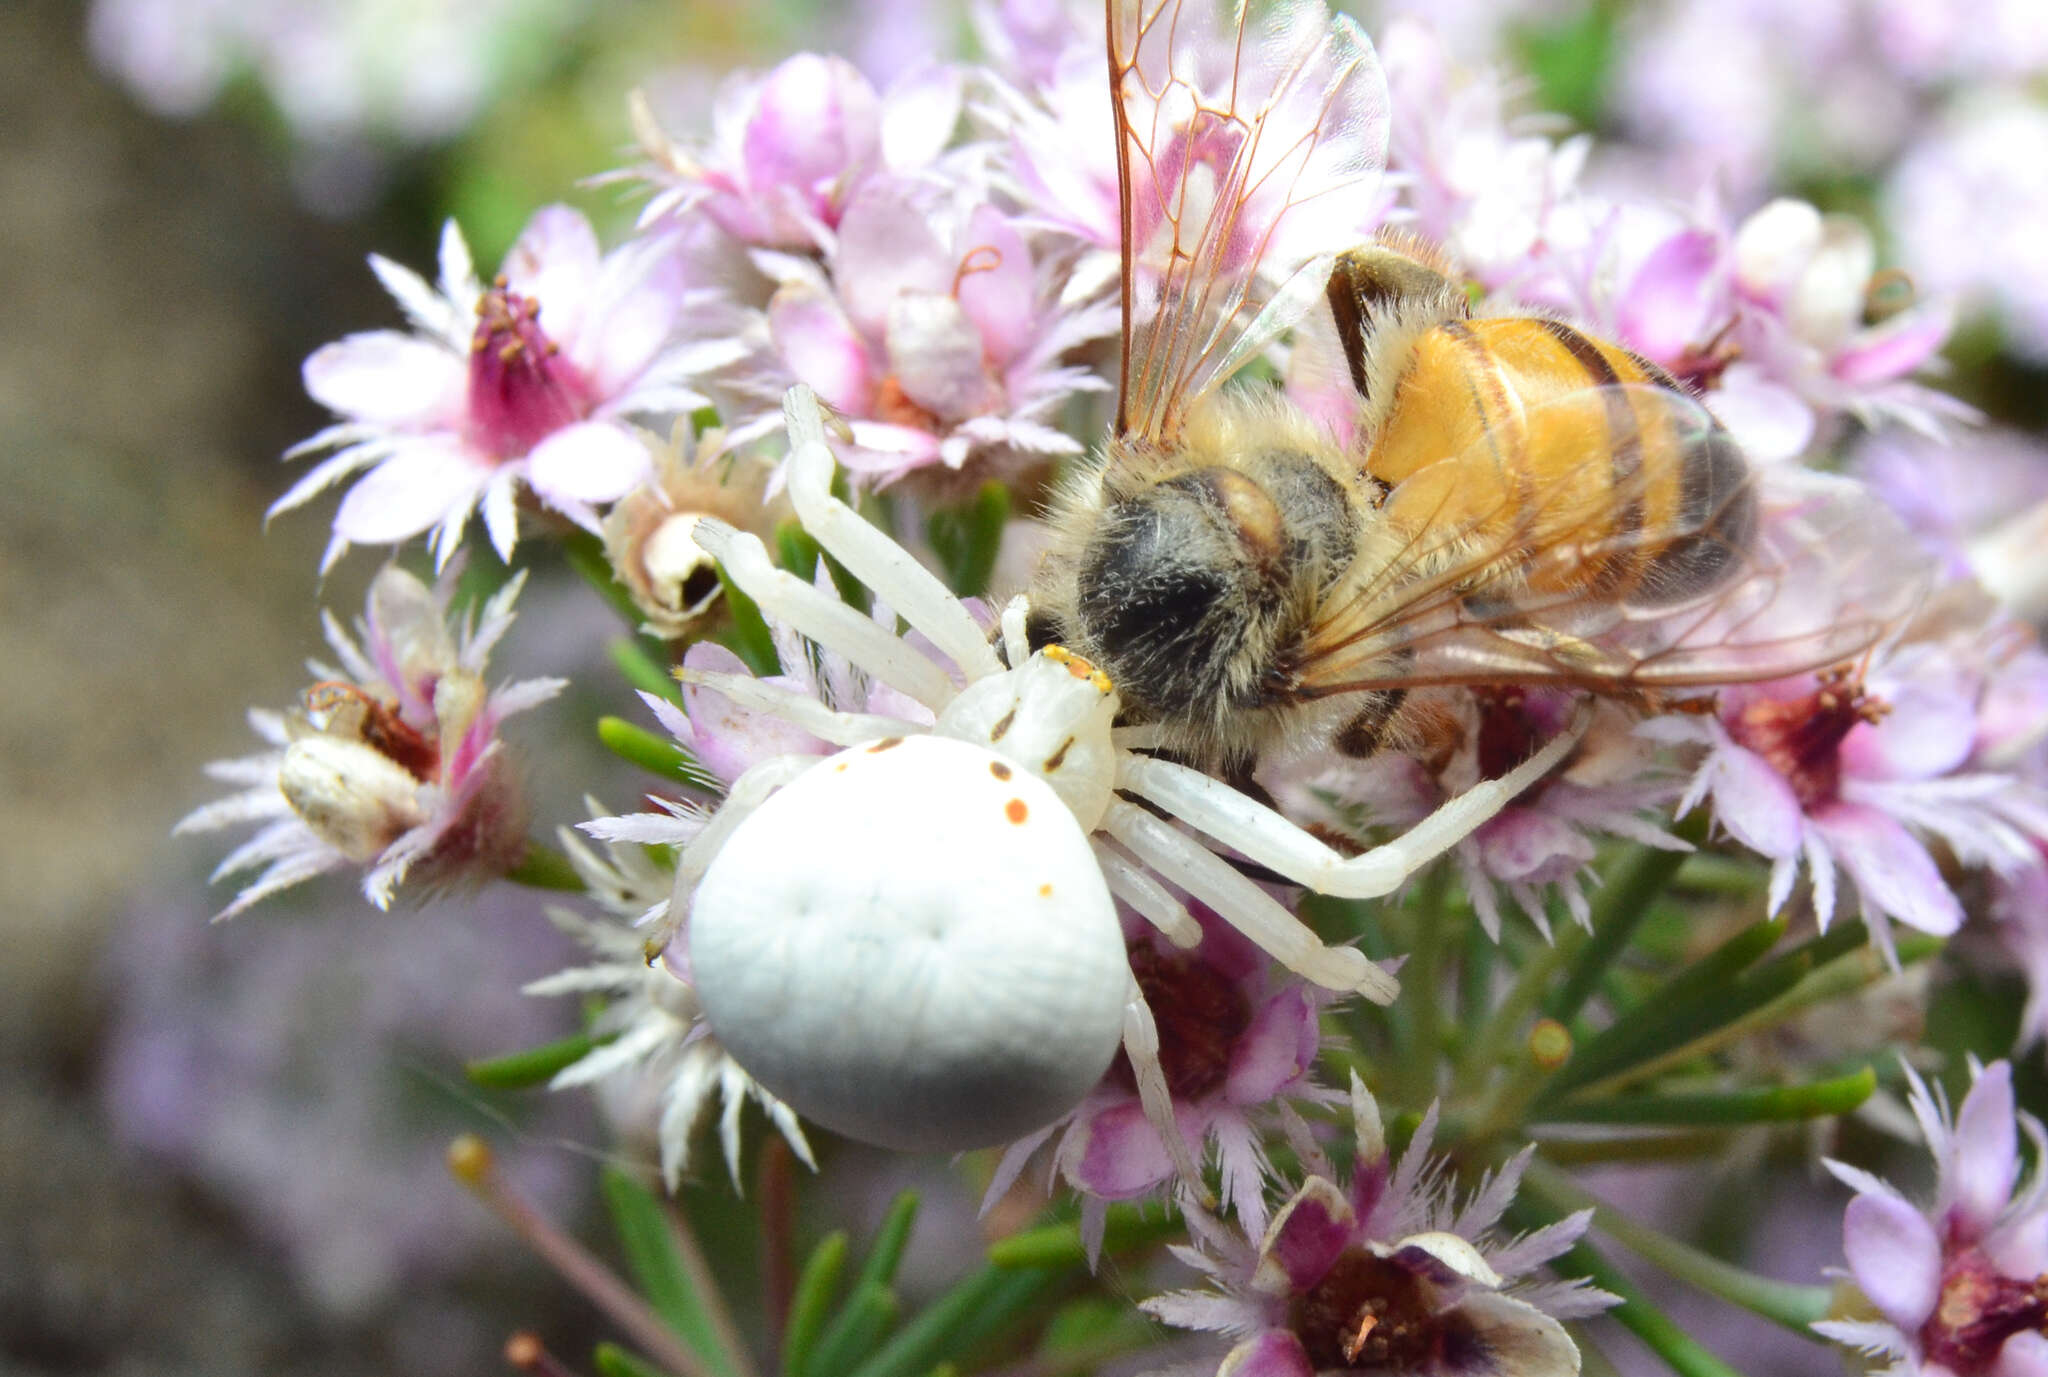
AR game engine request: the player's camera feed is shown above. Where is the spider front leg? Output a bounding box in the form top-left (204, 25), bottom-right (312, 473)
top-left (1114, 701), bottom-right (1592, 900)
top-left (1118, 978), bottom-right (1211, 1205)
top-left (1102, 800), bottom-right (1399, 1002)
top-left (678, 668), bottom-right (924, 747)
top-left (781, 385), bottom-right (1005, 682)
top-left (691, 519), bottom-right (958, 711)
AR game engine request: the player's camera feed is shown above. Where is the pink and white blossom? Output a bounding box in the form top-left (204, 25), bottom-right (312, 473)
top-left (276, 207), bottom-right (739, 570)
top-left (1272, 694), bottom-right (1679, 942)
top-left (1143, 1076), bottom-right (1613, 1377)
top-left (986, 903), bottom-right (1343, 1246)
top-left (630, 51), bottom-right (967, 253)
top-left (1651, 631), bottom-right (2048, 962)
top-left (1820, 1059), bottom-right (2048, 1376)
top-left (739, 177), bottom-right (1118, 484)
top-left (177, 563), bottom-right (564, 917)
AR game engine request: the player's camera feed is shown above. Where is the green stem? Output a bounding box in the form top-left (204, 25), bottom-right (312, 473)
top-left (1563, 935), bottom-right (1941, 1100)
top-left (1545, 817), bottom-right (1705, 1025)
top-left (1454, 921), bottom-right (1582, 1096)
top-left (1523, 1157), bottom-right (1833, 1333)
top-left (507, 841), bottom-right (586, 891)
top-left (1528, 1131), bottom-right (1733, 1166)
top-left (1400, 866), bottom-right (1452, 1102)
top-left (1552, 1239), bottom-right (1745, 1377)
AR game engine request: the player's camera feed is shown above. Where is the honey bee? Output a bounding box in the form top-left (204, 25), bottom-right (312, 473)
top-left (1027, 0), bottom-right (1924, 772)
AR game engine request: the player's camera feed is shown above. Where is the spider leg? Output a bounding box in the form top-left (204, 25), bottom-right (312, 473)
top-left (691, 519), bottom-right (958, 711)
top-left (1120, 977), bottom-right (1211, 1205)
top-left (783, 385), bottom-right (1005, 682)
top-left (1000, 594), bottom-right (1031, 668)
top-left (1093, 840), bottom-right (1201, 948)
top-left (1103, 800), bottom-right (1399, 1003)
top-left (1114, 700), bottom-right (1592, 900)
top-left (678, 668), bottom-right (924, 746)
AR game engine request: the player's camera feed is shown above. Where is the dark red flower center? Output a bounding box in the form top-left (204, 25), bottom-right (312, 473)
top-left (1474, 688), bottom-right (1540, 783)
top-left (1291, 1248), bottom-right (1469, 1372)
top-left (1922, 1251), bottom-right (2048, 1375)
top-left (466, 277), bottom-right (592, 458)
top-left (1107, 942), bottom-right (1252, 1101)
top-left (1728, 667), bottom-right (1888, 810)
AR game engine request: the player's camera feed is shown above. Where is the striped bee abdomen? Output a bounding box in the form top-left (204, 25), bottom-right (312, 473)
top-left (1364, 316), bottom-right (1756, 607)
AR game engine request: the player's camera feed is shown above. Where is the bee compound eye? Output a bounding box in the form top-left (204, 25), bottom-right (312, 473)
top-left (686, 734), bottom-right (1129, 1152)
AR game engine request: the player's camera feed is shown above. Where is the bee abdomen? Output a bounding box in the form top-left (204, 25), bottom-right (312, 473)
top-left (1369, 316), bottom-right (1758, 607)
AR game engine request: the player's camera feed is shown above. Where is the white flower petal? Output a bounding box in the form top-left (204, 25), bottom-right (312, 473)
top-left (526, 421), bottom-right (655, 507)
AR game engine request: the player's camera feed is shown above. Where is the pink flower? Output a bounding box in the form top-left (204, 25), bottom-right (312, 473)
top-left (1271, 694), bottom-right (1679, 941)
top-left (985, 904), bottom-right (1343, 1246)
top-left (176, 563), bottom-right (564, 917)
top-left (745, 177), bottom-right (1117, 484)
top-left (1380, 18), bottom-right (1585, 297)
top-left (630, 51), bottom-right (964, 252)
top-left (275, 207), bottom-right (738, 570)
top-left (1142, 1077), bottom-right (1613, 1377)
top-left (1888, 94), bottom-right (2048, 365)
top-left (1650, 628), bottom-right (2048, 962)
top-left (1819, 1060), bottom-right (2048, 1377)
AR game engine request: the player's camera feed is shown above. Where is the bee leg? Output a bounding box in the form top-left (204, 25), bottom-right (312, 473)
top-left (1102, 799), bottom-right (1399, 1003)
top-left (1092, 840), bottom-right (1202, 948)
top-left (1118, 977), bottom-right (1212, 1206)
top-left (781, 384), bottom-right (1005, 682)
top-left (1313, 698), bottom-right (1594, 897)
top-left (655, 752), bottom-right (817, 950)
top-left (691, 517), bottom-right (958, 711)
top-left (1112, 699), bottom-right (1592, 901)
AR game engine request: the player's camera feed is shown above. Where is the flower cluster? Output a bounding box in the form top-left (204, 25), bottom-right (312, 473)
top-left (154, 3), bottom-right (2048, 1376)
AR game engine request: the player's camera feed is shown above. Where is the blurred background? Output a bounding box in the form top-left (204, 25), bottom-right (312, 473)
top-left (6, 0), bottom-right (2048, 1373)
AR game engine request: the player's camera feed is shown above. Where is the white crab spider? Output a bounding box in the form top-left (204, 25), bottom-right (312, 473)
top-left (675, 385), bottom-right (1583, 1156)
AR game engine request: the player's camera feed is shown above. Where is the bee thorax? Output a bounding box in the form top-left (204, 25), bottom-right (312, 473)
top-left (1070, 452), bottom-right (1357, 733)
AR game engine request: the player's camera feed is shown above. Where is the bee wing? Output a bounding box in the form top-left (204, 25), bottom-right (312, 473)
top-left (1111, 0), bottom-right (1388, 443)
top-left (1294, 384), bottom-right (1933, 698)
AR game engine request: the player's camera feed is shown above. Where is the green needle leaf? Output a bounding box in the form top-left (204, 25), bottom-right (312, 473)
top-left (984, 1205), bottom-right (1180, 1268)
top-left (595, 1343), bottom-right (682, 1377)
top-left (601, 1167), bottom-right (742, 1377)
top-left (782, 1232), bottom-right (849, 1377)
top-left (855, 1194), bottom-right (921, 1294)
top-left (715, 564), bottom-right (781, 677)
top-left (464, 1032), bottom-right (596, 1089)
top-left (506, 842), bottom-right (586, 891)
top-left (846, 1265), bottom-right (1062, 1377)
top-left (1539, 1066), bottom-right (1877, 1125)
top-left (1523, 1157), bottom-right (1833, 1333)
top-left (803, 1282), bottom-right (899, 1377)
top-left (1546, 819), bottom-right (1704, 1024)
top-left (1551, 1238), bottom-right (1746, 1377)
top-left (564, 530), bottom-right (647, 628)
top-left (599, 715), bottom-right (721, 792)
top-left (611, 638), bottom-right (684, 703)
